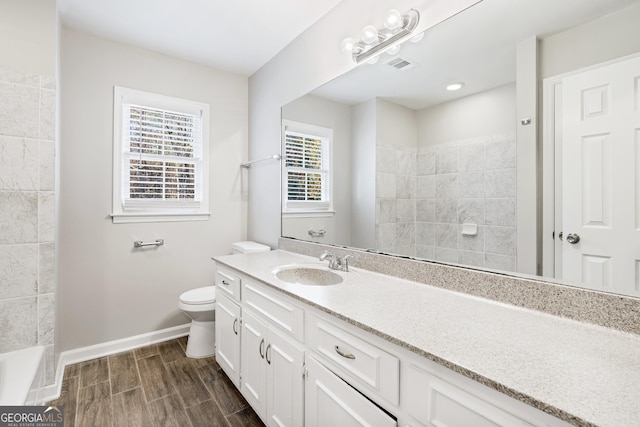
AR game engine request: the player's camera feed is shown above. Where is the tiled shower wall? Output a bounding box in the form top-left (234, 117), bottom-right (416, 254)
top-left (0, 67), bottom-right (56, 384)
top-left (375, 133), bottom-right (517, 272)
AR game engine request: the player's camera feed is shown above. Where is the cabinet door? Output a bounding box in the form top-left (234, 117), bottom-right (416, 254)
top-left (241, 309), bottom-right (268, 418)
top-left (266, 327), bottom-right (305, 427)
top-left (215, 293), bottom-right (241, 386)
top-left (305, 356), bottom-right (397, 427)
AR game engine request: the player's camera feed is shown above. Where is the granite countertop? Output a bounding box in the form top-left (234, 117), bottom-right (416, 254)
top-left (213, 249), bottom-right (640, 427)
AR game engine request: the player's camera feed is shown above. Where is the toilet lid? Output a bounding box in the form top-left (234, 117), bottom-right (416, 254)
top-left (180, 286), bottom-right (216, 304)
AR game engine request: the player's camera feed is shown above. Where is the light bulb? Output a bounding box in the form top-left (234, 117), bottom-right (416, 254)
top-left (361, 25), bottom-right (379, 44)
top-left (387, 45), bottom-right (401, 56)
top-left (446, 82), bottom-right (465, 91)
top-left (341, 37), bottom-right (356, 53)
top-left (410, 32), bottom-right (425, 43)
top-left (384, 9), bottom-right (403, 30)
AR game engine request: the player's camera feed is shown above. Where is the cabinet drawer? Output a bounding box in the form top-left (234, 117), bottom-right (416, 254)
top-left (243, 280), bottom-right (304, 341)
top-left (306, 312), bottom-right (399, 406)
top-left (215, 268), bottom-right (241, 301)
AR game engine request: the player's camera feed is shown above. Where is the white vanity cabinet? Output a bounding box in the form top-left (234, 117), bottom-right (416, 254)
top-left (305, 355), bottom-right (397, 427)
top-left (215, 293), bottom-right (241, 387)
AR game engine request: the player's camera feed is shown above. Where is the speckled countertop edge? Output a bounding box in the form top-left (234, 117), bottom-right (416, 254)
top-left (279, 238), bottom-right (640, 336)
top-left (213, 249), bottom-right (640, 427)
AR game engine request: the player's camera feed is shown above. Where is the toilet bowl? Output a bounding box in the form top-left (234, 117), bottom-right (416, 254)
top-left (178, 286), bottom-right (216, 358)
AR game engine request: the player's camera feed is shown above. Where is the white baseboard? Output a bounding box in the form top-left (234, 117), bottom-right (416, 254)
top-left (41, 324), bottom-right (190, 403)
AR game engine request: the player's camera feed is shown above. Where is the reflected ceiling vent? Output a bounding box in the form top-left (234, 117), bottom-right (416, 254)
top-left (386, 57), bottom-right (415, 71)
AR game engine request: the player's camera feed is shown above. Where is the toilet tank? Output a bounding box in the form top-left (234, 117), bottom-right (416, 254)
top-left (232, 241), bottom-right (270, 254)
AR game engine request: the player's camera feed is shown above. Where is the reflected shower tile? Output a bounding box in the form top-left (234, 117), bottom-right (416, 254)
top-left (0, 192), bottom-right (38, 243)
top-left (415, 245), bottom-right (435, 260)
top-left (40, 75), bottom-right (56, 90)
top-left (39, 140), bottom-right (55, 191)
top-left (377, 223), bottom-right (397, 248)
top-left (397, 149), bottom-right (416, 176)
top-left (458, 198), bottom-right (484, 224)
top-left (0, 82), bottom-right (39, 138)
top-left (485, 253), bottom-right (516, 272)
top-left (415, 222), bottom-right (434, 246)
top-left (434, 199), bottom-right (457, 224)
top-left (435, 147), bottom-right (457, 174)
top-left (377, 199), bottom-right (397, 224)
top-left (416, 175), bottom-right (435, 199)
top-left (458, 143), bottom-right (485, 172)
top-left (416, 199), bottom-right (435, 222)
top-left (0, 67), bottom-right (39, 86)
top-left (45, 344), bottom-right (55, 385)
top-left (458, 251), bottom-right (485, 268)
top-left (458, 225), bottom-right (484, 252)
top-left (486, 135), bottom-right (516, 169)
top-left (0, 296), bottom-right (37, 352)
top-left (38, 293), bottom-right (55, 345)
top-left (376, 147), bottom-right (397, 174)
top-left (40, 89), bottom-right (56, 141)
top-left (484, 169), bottom-right (515, 198)
top-left (0, 136), bottom-right (38, 190)
top-left (485, 226), bottom-right (517, 256)
top-left (39, 192), bottom-right (55, 242)
top-left (376, 173), bottom-right (396, 199)
top-left (396, 199), bottom-right (415, 223)
top-left (396, 223), bottom-right (415, 246)
top-left (434, 223), bottom-right (457, 249)
top-left (435, 174), bottom-right (458, 198)
top-left (0, 244), bottom-right (38, 298)
top-left (485, 198), bottom-right (516, 227)
top-left (417, 151), bottom-right (435, 175)
top-left (435, 246), bottom-right (458, 263)
top-left (39, 243), bottom-right (55, 294)
top-left (396, 175), bottom-right (415, 199)
top-left (458, 171), bottom-right (484, 198)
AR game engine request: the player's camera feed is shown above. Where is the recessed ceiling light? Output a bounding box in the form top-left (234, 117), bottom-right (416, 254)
top-left (446, 82), bottom-right (465, 91)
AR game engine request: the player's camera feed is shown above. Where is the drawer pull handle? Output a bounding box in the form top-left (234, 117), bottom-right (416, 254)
top-left (266, 344), bottom-right (272, 364)
top-left (334, 345), bottom-right (355, 360)
top-left (221, 280), bottom-right (230, 286)
top-left (233, 318), bottom-right (239, 335)
top-left (259, 338), bottom-right (265, 359)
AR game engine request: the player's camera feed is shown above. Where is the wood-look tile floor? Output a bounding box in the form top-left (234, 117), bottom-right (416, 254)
top-left (48, 337), bottom-right (264, 427)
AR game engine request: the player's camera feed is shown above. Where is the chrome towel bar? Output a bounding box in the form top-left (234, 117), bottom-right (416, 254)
top-left (133, 239), bottom-right (164, 248)
top-left (240, 154), bottom-right (281, 168)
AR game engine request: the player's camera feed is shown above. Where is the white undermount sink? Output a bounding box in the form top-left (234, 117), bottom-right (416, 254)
top-left (271, 264), bottom-right (343, 286)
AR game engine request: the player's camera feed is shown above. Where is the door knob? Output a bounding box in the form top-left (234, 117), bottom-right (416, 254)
top-left (566, 233), bottom-right (580, 244)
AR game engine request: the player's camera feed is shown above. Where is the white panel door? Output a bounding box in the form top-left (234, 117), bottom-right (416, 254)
top-left (241, 309), bottom-right (268, 418)
top-left (305, 356), bottom-right (397, 427)
top-left (215, 293), bottom-right (241, 386)
top-left (562, 55), bottom-right (640, 296)
top-left (266, 327), bottom-right (305, 427)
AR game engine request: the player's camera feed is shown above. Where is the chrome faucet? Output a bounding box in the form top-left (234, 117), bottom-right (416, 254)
top-left (319, 251), bottom-right (353, 272)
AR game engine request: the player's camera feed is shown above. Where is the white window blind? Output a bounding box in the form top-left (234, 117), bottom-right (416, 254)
top-left (112, 87), bottom-right (210, 223)
top-left (283, 123), bottom-right (332, 213)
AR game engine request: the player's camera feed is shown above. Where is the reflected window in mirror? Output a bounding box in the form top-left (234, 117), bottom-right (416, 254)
top-left (282, 120), bottom-right (333, 215)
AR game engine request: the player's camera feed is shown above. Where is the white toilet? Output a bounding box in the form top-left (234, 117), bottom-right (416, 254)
top-left (179, 286), bottom-right (216, 358)
top-left (179, 241), bottom-right (270, 358)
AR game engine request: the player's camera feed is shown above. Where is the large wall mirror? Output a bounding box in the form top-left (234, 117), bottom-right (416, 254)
top-left (281, 0), bottom-right (640, 298)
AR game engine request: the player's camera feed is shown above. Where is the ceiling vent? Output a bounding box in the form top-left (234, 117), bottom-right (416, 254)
top-left (386, 57), bottom-right (415, 71)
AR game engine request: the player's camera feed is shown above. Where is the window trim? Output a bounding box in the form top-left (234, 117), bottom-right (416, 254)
top-left (111, 86), bottom-right (210, 223)
top-left (281, 120), bottom-right (334, 217)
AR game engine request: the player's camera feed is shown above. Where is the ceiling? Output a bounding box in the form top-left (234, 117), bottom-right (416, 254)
top-left (311, 0), bottom-right (640, 110)
top-left (57, 0), bottom-right (344, 76)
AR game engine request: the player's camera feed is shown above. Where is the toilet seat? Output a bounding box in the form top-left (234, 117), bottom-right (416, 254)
top-left (180, 286), bottom-right (216, 305)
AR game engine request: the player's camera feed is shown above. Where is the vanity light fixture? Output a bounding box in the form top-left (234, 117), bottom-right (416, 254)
top-left (342, 8), bottom-right (421, 64)
top-left (446, 82), bottom-right (465, 91)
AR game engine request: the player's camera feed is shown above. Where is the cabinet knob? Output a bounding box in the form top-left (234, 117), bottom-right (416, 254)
top-left (259, 338), bottom-right (265, 359)
top-left (222, 280), bottom-right (229, 286)
top-left (266, 344), bottom-right (272, 364)
top-left (233, 318), bottom-right (238, 335)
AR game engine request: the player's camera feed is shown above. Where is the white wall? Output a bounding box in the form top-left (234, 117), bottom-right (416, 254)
top-left (59, 29), bottom-right (247, 351)
top-left (281, 94), bottom-right (352, 245)
top-left (540, 2), bottom-right (640, 79)
top-left (248, 0), bottom-right (483, 247)
top-left (351, 99), bottom-right (376, 248)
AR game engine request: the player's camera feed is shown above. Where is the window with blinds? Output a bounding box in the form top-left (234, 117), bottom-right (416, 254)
top-left (112, 87), bottom-right (210, 223)
top-left (282, 122), bottom-right (332, 213)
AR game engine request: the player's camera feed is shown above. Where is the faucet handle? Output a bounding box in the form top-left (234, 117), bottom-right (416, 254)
top-left (338, 254), bottom-right (354, 272)
top-left (319, 250), bottom-right (333, 261)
